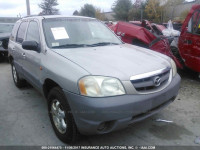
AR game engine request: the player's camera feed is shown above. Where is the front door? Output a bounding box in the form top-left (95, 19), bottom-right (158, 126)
top-left (179, 7), bottom-right (200, 72)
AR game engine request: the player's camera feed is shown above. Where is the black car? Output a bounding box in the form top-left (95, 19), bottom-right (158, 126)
top-left (0, 23), bottom-right (14, 59)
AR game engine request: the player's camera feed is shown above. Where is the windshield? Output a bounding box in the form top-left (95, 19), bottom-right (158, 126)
top-left (43, 18), bottom-right (122, 49)
top-left (0, 24), bottom-right (14, 33)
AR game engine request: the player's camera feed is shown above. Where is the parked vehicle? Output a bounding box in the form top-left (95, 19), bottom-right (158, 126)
top-left (0, 23), bottom-right (14, 59)
top-left (130, 20), bottom-right (180, 45)
top-left (178, 5), bottom-right (200, 77)
top-left (130, 20), bottom-right (167, 36)
top-left (8, 15), bottom-right (181, 143)
top-left (109, 21), bottom-right (183, 69)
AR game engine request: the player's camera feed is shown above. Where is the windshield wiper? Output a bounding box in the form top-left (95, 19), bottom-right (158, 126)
top-left (52, 44), bottom-right (87, 49)
top-left (87, 42), bottom-right (120, 47)
top-left (52, 42), bottom-right (120, 49)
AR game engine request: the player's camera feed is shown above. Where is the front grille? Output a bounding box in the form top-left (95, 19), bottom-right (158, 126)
top-left (131, 68), bottom-right (171, 93)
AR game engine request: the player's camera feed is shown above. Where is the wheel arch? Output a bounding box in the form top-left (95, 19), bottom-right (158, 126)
top-left (8, 55), bottom-right (13, 63)
top-left (43, 78), bottom-right (63, 99)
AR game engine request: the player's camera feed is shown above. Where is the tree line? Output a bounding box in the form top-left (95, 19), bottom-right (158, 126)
top-left (73, 0), bottom-right (189, 23)
top-left (38, 0), bottom-right (189, 23)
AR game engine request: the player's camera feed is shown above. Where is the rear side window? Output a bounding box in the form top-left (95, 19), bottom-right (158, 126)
top-left (16, 22), bottom-right (28, 44)
top-left (26, 21), bottom-right (40, 43)
top-left (10, 22), bottom-right (20, 41)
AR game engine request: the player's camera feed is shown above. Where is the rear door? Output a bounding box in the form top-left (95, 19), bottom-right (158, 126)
top-left (8, 21), bottom-right (20, 60)
top-left (179, 8), bottom-right (200, 72)
top-left (13, 21), bottom-right (28, 74)
top-left (22, 20), bottom-right (42, 89)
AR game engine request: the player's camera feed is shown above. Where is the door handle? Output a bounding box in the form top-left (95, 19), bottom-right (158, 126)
top-left (184, 39), bottom-right (192, 45)
top-left (22, 53), bottom-right (26, 57)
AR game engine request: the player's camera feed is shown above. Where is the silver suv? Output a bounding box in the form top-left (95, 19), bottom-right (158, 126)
top-left (8, 15), bottom-right (181, 143)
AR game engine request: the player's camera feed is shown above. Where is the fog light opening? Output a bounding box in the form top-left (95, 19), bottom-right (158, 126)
top-left (97, 122), bottom-right (106, 131)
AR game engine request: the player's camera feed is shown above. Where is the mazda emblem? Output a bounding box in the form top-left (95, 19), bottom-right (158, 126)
top-left (154, 76), bottom-right (161, 87)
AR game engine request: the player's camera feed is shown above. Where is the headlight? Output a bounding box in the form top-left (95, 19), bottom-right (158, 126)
top-left (79, 76), bottom-right (126, 97)
top-left (170, 59), bottom-right (177, 77)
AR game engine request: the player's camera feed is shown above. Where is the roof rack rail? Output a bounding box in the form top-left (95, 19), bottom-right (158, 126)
top-left (22, 15), bottom-right (41, 18)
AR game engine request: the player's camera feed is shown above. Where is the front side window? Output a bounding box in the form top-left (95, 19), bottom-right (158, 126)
top-left (16, 22), bottom-right (28, 44)
top-left (43, 18), bottom-right (122, 49)
top-left (26, 21), bottom-right (40, 43)
top-left (193, 10), bottom-right (200, 34)
top-left (190, 10), bottom-right (200, 35)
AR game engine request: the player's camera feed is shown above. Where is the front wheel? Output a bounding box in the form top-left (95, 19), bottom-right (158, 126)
top-left (48, 87), bottom-right (79, 144)
top-left (11, 62), bottom-right (26, 88)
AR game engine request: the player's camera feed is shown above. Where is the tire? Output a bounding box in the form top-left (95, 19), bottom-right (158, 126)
top-left (47, 87), bottom-right (79, 144)
top-left (11, 61), bottom-right (26, 88)
top-left (0, 52), bottom-right (5, 62)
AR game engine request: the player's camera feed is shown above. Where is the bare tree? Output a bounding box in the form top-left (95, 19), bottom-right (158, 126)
top-left (39, 0), bottom-right (59, 15)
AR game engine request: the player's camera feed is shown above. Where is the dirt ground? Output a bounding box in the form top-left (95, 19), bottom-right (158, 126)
top-left (0, 61), bottom-right (200, 147)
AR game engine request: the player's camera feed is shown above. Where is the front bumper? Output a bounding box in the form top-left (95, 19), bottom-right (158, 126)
top-left (0, 46), bottom-right (7, 51)
top-left (64, 74), bottom-right (181, 135)
top-left (0, 47), bottom-right (8, 56)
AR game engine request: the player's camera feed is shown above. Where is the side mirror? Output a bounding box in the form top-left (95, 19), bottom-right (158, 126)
top-left (22, 41), bottom-right (40, 52)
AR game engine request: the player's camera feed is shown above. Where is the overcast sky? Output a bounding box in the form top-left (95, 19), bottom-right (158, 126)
top-left (0, 0), bottom-right (194, 17)
top-left (0, 0), bottom-right (117, 17)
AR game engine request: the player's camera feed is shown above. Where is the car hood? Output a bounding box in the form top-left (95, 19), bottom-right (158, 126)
top-left (53, 44), bottom-right (171, 81)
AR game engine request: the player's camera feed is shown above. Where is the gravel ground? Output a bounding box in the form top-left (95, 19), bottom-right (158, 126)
top-left (0, 62), bottom-right (200, 147)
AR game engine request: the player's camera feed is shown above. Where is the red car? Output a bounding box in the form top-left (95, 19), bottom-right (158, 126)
top-left (109, 21), bottom-right (183, 69)
top-left (108, 5), bottom-right (200, 77)
top-left (130, 20), bottom-right (166, 35)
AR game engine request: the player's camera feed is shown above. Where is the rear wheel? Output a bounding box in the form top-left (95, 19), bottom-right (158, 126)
top-left (11, 61), bottom-right (26, 88)
top-left (48, 87), bottom-right (79, 144)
